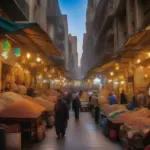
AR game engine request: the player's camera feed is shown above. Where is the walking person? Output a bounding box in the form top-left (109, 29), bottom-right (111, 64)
top-left (92, 94), bottom-right (99, 124)
top-left (120, 90), bottom-right (127, 104)
top-left (54, 94), bottom-right (69, 139)
top-left (108, 92), bottom-right (117, 105)
top-left (72, 94), bottom-right (81, 120)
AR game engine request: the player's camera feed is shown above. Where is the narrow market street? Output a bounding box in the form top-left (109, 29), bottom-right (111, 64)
top-left (26, 112), bottom-right (121, 150)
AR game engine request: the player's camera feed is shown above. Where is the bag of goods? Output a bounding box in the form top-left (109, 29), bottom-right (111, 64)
top-left (41, 95), bottom-right (57, 103)
top-left (11, 83), bottom-right (18, 92)
top-left (98, 96), bottom-right (108, 107)
top-left (0, 101), bottom-right (43, 118)
top-left (17, 85), bottom-right (27, 95)
top-left (0, 100), bottom-right (7, 111)
top-left (109, 129), bottom-right (117, 141)
top-left (111, 112), bottom-right (132, 123)
top-left (0, 92), bottom-right (23, 106)
top-left (35, 97), bottom-right (55, 112)
top-left (102, 104), bottom-right (122, 116)
top-left (108, 109), bottom-right (128, 120)
top-left (44, 90), bottom-right (59, 96)
top-left (0, 92), bottom-right (46, 113)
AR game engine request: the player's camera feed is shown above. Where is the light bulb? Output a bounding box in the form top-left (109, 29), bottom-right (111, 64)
top-left (108, 79), bottom-right (112, 83)
top-left (36, 57), bottom-right (41, 62)
top-left (26, 53), bottom-right (31, 59)
top-left (110, 72), bottom-right (114, 76)
top-left (137, 58), bottom-right (141, 64)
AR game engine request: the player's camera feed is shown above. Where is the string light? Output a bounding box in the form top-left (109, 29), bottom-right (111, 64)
top-left (136, 58), bottom-right (141, 64)
top-left (48, 74), bottom-right (52, 78)
top-left (145, 74), bottom-right (148, 78)
top-left (26, 52), bottom-right (31, 59)
top-left (36, 57), bottom-right (41, 62)
top-left (120, 81), bottom-right (125, 84)
top-left (110, 72), bottom-right (114, 76)
top-left (148, 52), bottom-right (150, 57)
top-left (108, 79), bottom-right (112, 83)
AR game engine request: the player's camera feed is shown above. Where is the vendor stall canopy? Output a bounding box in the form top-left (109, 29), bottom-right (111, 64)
top-left (0, 17), bottom-right (61, 56)
top-left (85, 25), bottom-right (150, 79)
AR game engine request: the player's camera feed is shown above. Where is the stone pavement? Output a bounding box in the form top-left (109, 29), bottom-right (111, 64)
top-left (25, 112), bottom-right (122, 150)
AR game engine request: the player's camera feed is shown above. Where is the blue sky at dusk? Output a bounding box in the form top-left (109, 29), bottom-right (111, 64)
top-left (58, 0), bottom-right (88, 66)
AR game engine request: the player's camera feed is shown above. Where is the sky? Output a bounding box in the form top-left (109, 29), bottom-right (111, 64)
top-left (58, 0), bottom-right (88, 66)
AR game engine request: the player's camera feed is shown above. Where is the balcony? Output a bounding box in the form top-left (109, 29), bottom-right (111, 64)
top-left (0, 0), bottom-right (29, 21)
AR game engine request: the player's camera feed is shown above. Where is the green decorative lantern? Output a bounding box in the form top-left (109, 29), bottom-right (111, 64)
top-left (14, 48), bottom-right (21, 57)
top-left (2, 40), bottom-right (10, 59)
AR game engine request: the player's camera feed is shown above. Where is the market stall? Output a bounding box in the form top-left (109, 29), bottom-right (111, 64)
top-left (0, 92), bottom-right (46, 148)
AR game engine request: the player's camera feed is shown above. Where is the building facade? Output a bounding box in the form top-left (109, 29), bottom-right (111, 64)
top-left (68, 34), bottom-right (78, 79)
top-left (81, 0), bottom-right (100, 77)
top-left (81, 0), bottom-right (150, 77)
top-left (0, 0), bottom-right (69, 70)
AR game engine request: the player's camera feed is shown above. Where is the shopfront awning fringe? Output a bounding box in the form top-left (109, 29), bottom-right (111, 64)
top-left (0, 17), bottom-right (61, 56)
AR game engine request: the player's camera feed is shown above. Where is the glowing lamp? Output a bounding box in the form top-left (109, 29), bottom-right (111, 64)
top-left (26, 53), bottom-right (31, 59)
top-left (137, 58), bottom-right (141, 64)
top-left (36, 57), bottom-right (41, 62)
top-left (120, 81), bottom-right (125, 84)
top-left (110, 72), bottom-right (114, 76)
top-left (108, 79), bottom-right (112, 83)
top-left (145, 74), bottom-right (148, 78)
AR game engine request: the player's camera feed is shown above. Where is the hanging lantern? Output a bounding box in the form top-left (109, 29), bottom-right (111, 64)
top-left (36, 57), bottom-right (41, 62)
top-left (2, 40), bottom-right (10, 59)
top-left (14, 48), bottom-right (21, 57)
top-left (26, 52), bottom-right (31, 59)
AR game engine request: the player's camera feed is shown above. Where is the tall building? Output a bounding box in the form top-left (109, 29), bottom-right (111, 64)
top-left (81, 0), bottom-right (99, 77)
top-left (68, 34), bottom-right (78, 79)
top-left (62, 15), bottom-right (69, 70)
top-left (81, 0), bottom-right (150, 77)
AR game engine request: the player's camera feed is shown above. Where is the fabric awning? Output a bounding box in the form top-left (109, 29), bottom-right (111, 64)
top-left (0, 16), bottom-right (33, 32)
top-left (0, 17), bottom-right (61, 56)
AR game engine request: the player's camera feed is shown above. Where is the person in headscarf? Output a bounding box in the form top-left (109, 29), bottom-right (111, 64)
top-left (120, 90), bottom-right (127, 104)
top-left (108, 92), bottom-right (117, 105)
top-left (72, 94), bottom-right (81, 120)
top-left (54, 94), bottom-right (69, 139)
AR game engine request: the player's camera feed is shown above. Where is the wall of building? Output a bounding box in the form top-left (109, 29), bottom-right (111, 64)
top-left (81, 0), bottom-right (150, 77)
top-left (26, 0), bottom-right (47, 32)
top-left (62, 15), bottom-right (69, 70)
top-left (68, 34), bottom-right (78, 79)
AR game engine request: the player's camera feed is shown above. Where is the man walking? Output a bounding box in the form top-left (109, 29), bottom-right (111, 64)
top-left (72, 94), bottom-right (81, 120)
top-left (54, 94), bottom-right (69, 139)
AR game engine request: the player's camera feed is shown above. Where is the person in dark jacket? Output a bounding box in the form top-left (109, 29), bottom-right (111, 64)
top-left (65, 92), bottom-right (72, 110)
top-left (72, 94), bottom-right (81, 120)
top-left (27, 86), bottom-right (35, 97)
top-left (108, 93), bottom-right (117, 105)
top-left (120, 90), bottom-right (127, 104)
top-left (5, 83), bottom-right (10, 92)
top-left (54, 94), bottom-right (69, 139)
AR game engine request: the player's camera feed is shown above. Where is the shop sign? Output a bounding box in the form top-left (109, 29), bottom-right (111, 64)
top-left (14, 48), bottom-right (21, 57)
top-left (2, 40), bottom-right (10, 59)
